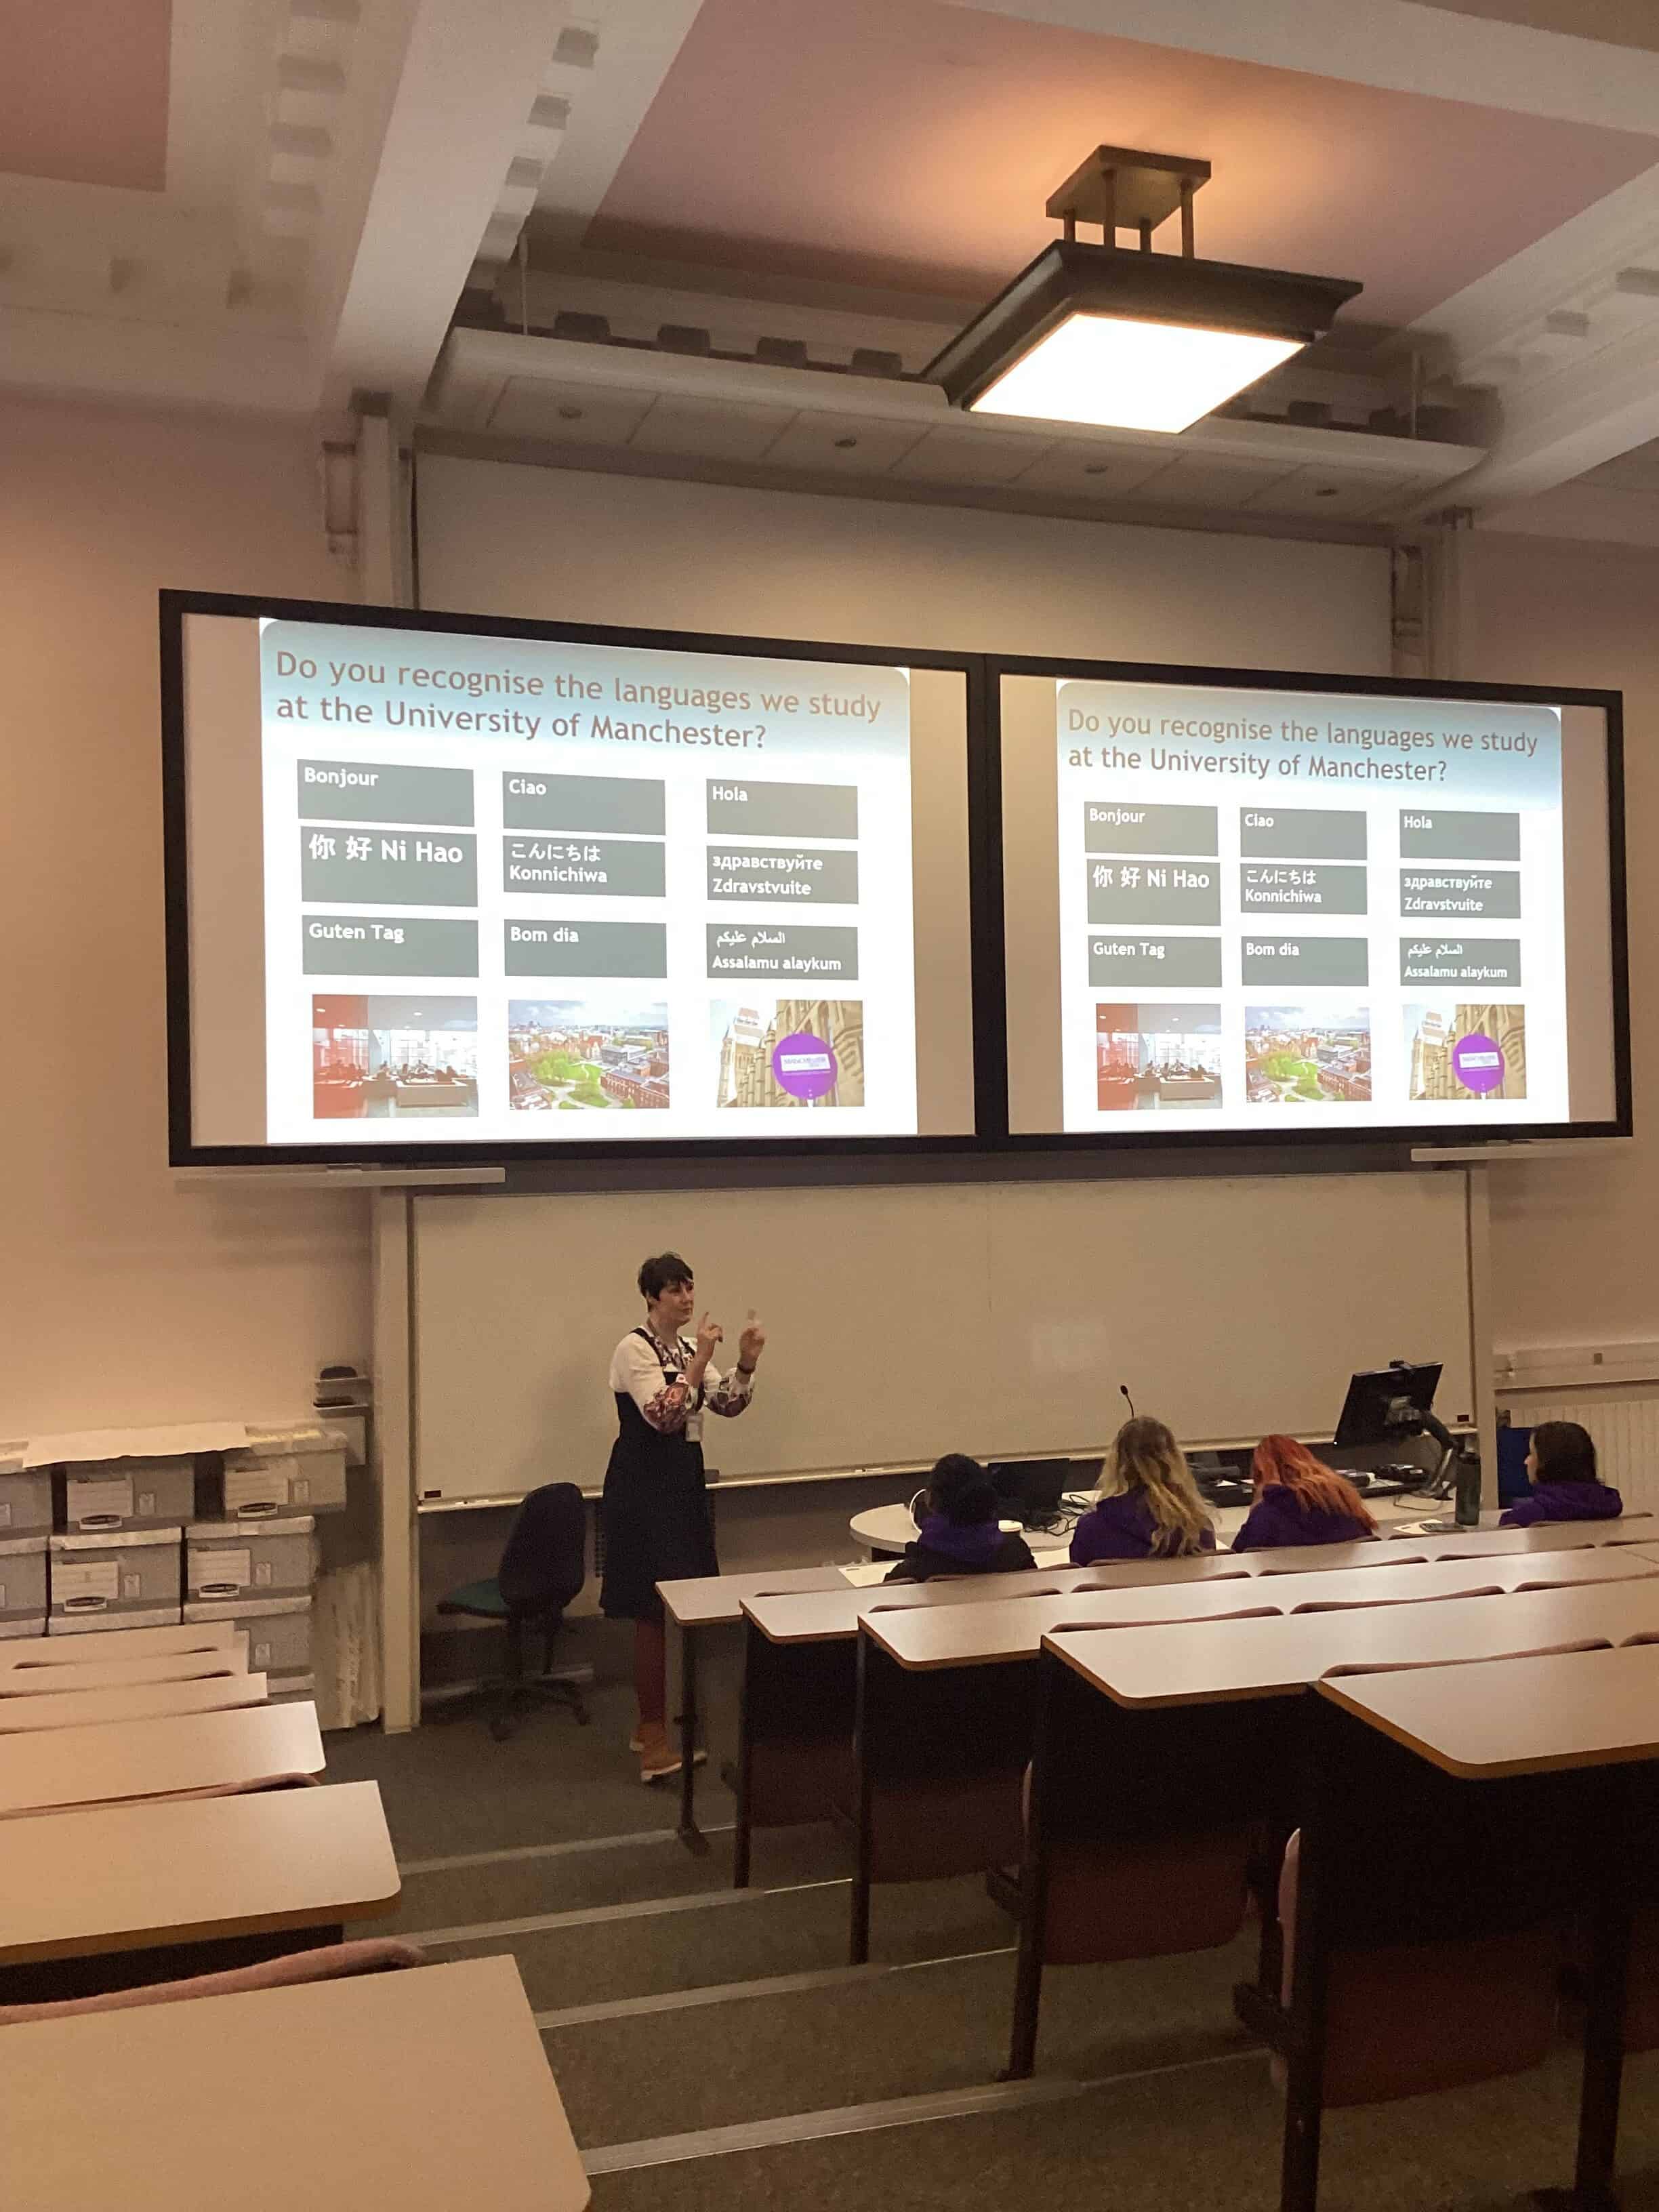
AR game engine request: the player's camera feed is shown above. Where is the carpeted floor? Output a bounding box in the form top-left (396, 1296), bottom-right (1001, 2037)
top-left (333, 1681), bottom-right (1659, 2210)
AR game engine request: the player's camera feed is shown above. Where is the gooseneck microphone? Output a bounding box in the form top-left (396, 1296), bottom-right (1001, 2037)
top-left (1120, 1384), bottom-right (1136, 1419)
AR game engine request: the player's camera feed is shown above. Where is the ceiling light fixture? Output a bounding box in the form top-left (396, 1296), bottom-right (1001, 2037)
top-left (925, 146), bottom-right (1360, 435)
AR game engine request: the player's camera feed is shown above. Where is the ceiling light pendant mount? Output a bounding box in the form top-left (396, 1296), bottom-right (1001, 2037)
top-left (925, 144), bottom-right (1361, 436)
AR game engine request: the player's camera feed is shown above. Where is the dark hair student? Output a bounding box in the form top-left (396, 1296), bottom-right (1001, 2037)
top-left (1501, 1420), bottom-right (1622, 1527)
top-left (637, 1251), bottom-right (693, 1301)
top-left (885, 1454), bottom-right (1038, 1584)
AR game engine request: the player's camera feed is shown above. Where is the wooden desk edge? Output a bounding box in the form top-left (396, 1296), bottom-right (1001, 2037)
top-left (1315, 1671), bottom-right (1659, 1780)
top-left (0, 1883), bottom-right (404, 1967)
top-left (1042, 1630), bottom-right (1296, 1708)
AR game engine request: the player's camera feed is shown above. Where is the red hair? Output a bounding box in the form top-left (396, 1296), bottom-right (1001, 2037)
top-left (1251, 1435), bottom-right (1376, 1532)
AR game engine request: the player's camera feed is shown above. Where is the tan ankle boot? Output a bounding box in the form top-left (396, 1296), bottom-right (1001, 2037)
top-left (637, 1721), bottom-right (680, 1782)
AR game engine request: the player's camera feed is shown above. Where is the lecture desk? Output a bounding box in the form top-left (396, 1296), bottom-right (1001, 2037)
top-left (1002, 1578), bottom-right (1659, 2083)
top-left (0, 1671), bottom-right (268, 1734)
top-left (0, 1646), bottom-right (249, 1696)
top-left (844, 1561), bottom-right (1659, 1967)
top-left (0, 1698), bottom-right (325, 1817)
top-left (0, 1619), bottom-right (241, 1668)
top-left (0, 1778), bottom-right (398, 2005)
top-left (1293, 1647), bottom-right (1659, 2212)
top-left (731, 1559), bottom-right (1269, 1883)
top-left (1, 1953), bottom-right (590, 2212)
top-left (663, 1524), bottom-right (1658, 1849)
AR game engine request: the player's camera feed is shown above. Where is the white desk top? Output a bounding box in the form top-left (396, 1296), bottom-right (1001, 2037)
top-left (0, 1700), bottom-right (325, 1816)
top-left (0, 1648), bottom-right (248, 1697)
top-left (1321, 1643), bottom-right (1659, 1778)
top-left (0, 1780), bottom-right (397, 1965)
top-left (744, 1553), bottom-right (1256, 1645)
top-left (0, 1954), bottom-right (590, 2212)
top-left (1048, 1577), bottom-right (1659, 1710)
top-left (867, 1580), bottom-right (1281, 1671)
top-left (0, 1672), bottom-right (267, 1734)
top-left (0, 1622), bottom-right (240, 1669)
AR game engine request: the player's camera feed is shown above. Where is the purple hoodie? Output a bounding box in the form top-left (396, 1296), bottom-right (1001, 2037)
top-left (1500, 1481), bottom-right (1624, 1528)
top-left (884, 1513), bottom-right (1037, 1583)
top-left (1070, 1490), bottom-right (1216, 1565)
top-left (1231, 1486), bottom-right (1376, 1553)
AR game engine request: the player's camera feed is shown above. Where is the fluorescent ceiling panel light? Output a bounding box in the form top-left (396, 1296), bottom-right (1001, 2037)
top-left (970, 312), bottom-right (1305, 434)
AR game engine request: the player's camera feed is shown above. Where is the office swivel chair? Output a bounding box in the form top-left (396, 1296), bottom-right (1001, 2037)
top-left (436, 1482), bottom-right (592, 1741)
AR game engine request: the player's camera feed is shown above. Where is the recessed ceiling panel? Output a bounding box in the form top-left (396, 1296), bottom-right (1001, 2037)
top-left (588, 0), bottom-right (1659, 329)
top-left (0, 0), bottom-right (171, 191)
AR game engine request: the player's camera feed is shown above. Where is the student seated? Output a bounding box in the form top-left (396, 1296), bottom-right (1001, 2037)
top-left (1500, 1420), bottom-right (1622, 1526)
top-left (884, 1455), bottom-right (1038, 1583)
top-left (1069, 1416), bottom-right (1216, 1564)
top-left (1231, 1434), bottom-right (1377, 1552)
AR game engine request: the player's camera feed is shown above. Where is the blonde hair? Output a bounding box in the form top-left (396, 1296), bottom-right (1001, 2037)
top-left (1101, 1416), bottom-right (1214, 1556)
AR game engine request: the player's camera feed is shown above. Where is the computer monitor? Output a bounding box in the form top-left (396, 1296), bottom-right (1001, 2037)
top-left (1333, 1363), bottom-right (1444, 1449)
top-left (989, 1458), bottom-right (1070, 1527)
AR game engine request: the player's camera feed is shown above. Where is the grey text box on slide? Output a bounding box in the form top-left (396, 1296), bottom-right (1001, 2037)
top-left (1399, 809), bottom-right (1521, 861)
top-left (1238, 807), bottom-right (1368, 860)
top-left (707, 924), bottom-right (859, 980)
top-left (302, 915), bottom-right (478, 977)
top-left (1399, 938), bottom-right (1523, 987)
top-left (1240, 863), bottom-right (1368, 916)
top-left (1240, 937), bottom-right (1370, 987)
top-left (707, 779), bottom-right (859, 838)
top-left (504, 837), bottom-right (666, 898)
top-left (1083, 802), bottom-right (1218, 857)
top-left (298, 760), bottom-right (475, 827)
top-left (502, 773), bottom-right (665, 835)
top-left (1086, 859), bottom-right (1221, 927)
top-left (708, 846), bottom-right (860, 904)
top-left (1088, 935), bottom-right (1223, 988)
top-left (505, 920), bottom-right (667, 977)
top-left (300, 827), bottom-right (477, 907)
top-left (1400, 868), bottom-right (1522, 920)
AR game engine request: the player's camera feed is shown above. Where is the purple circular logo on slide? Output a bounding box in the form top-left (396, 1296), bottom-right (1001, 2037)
top-left (772, 1031), bottom-right (838, 1101)
top-left (1452, 1031), bottom-right (1505, 1095)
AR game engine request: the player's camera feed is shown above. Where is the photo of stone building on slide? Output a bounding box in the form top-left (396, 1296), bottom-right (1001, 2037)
top-left (1406, 1003), bottom-right (1528, 1101)
top-left (712, 999), bottom-right (865, 1109)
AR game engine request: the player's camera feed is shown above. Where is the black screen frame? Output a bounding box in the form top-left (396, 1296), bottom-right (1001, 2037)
top-left (161, 588), bottom-right (996, 1169)
top-left (987, 650), bottom-right (1631, 1157)
top-left (161, 595), bottom-right (1631, 1168)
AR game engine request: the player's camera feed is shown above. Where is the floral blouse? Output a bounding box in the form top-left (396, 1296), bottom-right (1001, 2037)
top-left (609, 1328), bottom-right (756, 1443)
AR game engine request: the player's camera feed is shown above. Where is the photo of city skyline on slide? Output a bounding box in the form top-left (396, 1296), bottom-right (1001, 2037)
top-left (1095, 1004), bottom-right (1223, 1111)
top-left (1245, 1006), bottom-right (1372, 1104)
top-left (312, 996), bottom-right (478, 1118)
top-left (509, 998), bottom-right (670, 1111)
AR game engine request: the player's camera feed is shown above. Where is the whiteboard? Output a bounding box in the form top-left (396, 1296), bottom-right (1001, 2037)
top-left (411, 1173), bottom-right (1473, 1501)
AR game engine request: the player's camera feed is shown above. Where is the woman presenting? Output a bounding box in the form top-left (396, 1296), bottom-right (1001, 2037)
top-left (602, 1251), bottom-right (766, 1782)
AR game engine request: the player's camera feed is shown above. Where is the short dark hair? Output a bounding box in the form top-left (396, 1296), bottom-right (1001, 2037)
top-left (1531, 1420), bottom-right (1599, 1486)
top-left (637, 1252), bottom-right (693, 1302)
top-left (927, 1453), bottom-right (999, 1526)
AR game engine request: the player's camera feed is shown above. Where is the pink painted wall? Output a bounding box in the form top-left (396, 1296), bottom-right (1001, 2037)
top-left (0, 395), bottom-right (370, 1432)
top-left (1456, 529), bottom-right (1659, 1351)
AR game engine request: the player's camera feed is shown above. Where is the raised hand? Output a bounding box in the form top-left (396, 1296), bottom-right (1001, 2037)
top-left (738, 1311), bottom-right (766, 1369)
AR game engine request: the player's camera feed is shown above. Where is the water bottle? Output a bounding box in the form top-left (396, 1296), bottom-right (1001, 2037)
top-left (1453, 1449), bottom-right (1482, 1528)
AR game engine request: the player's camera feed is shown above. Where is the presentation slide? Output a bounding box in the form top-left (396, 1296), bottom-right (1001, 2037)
top-left (176, 610), bottom-right (975, 1152)
top-left (1000, 672), bottom-right (1621, 1139)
